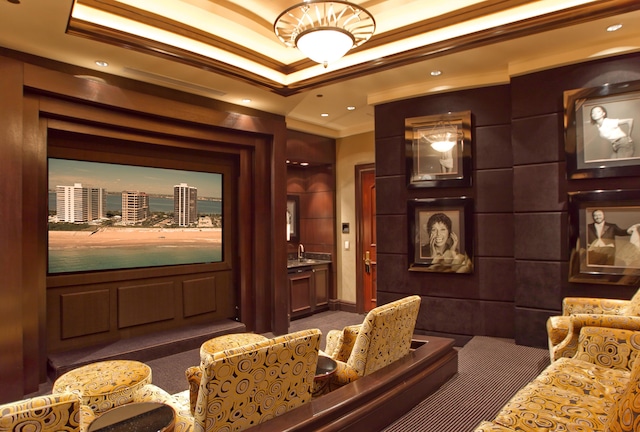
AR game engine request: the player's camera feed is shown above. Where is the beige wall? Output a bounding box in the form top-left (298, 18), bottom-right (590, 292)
top-left (335, 131), bottom-right (375, 304)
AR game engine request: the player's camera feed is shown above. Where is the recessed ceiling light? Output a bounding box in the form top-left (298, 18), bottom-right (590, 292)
top-left (347, 106), bottom-right (356, 111)
top-left (95, 60), bottom-right (109, 67)
top-left (321, 113), bottom-right (329, 117)
top-left (242, 98), bottom-right (251, 103)
top-left (430, 70), bottom-right (442, 76)
top-left (607, 23), bottom-right (623, 32)
top-left (300, 162), bottom-right (309, 166)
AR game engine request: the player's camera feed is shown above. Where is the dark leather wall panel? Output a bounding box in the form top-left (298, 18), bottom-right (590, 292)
top-left (513, 163), bottom-right (566, 213)
top-left (61, 290), bottom-right (110, 339)
top-left (512, 114), bottom-right (563, 165)
top-left (475, 125), bottom-right (513, 169)
top-left (515, 261), bottom-right (566, 310)
top-left (475, 169), bottom-right (513, 213)
top-left (476, 214), bottom-right (514, 257)
top-left (118, 282), bottom-right (175, 328)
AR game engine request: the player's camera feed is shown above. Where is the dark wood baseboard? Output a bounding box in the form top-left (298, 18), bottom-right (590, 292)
top-left (251, 335), bottom-right (458, 432)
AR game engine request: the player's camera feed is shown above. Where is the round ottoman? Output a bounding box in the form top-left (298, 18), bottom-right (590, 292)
top-left (52, 360), bottom-right (152, 414)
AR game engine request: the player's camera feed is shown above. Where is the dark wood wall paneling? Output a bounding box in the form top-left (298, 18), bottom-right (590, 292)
top-left (286, 130), bottom-right (337, 302)
top-left (0, 55), bottom-right (288, 402)
top-left (375, 52), bottom-right (640, 347)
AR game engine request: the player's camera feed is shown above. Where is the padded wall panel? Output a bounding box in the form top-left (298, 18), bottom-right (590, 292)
top-left (375, 136), bottom-right (405, 176)
top-left (514, 213), bottom-right (566, 261)
top-left (475, 125), bottom-right (512, 169)
top-left (477, 257), bottom-right (515, 301)
top-left (118, 282), bottom-right (175, 328)
top-left (513, 163), bottom-right (566, 213)
top-left (415, 297), bottom-right (514, 338)
top-left (476, 214), bottom-right (514, 257)
top-left (512, 114), bottom-right (563, 165)
top-left (515, 261), bottom-right (567, 310)
top-left (61, 290), bottom-right (110, 339)
top-left (376, 176), bottom-right (407, 215)
top-left (376, 215), bottom-right (406, 254)
top-left (376, 254), bottom-right (409, 294)
top-left (183, 276), bottom-right (218, 318)
top-left (514, 307), bottom-right (555, 348)
top-left (476, 169), bottom-right (513, 213)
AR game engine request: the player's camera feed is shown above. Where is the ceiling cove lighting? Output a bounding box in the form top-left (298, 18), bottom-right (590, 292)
top-left (274, 1), bottom-right (375, 68)
top-left (422, 121), bottom-right (460, 152)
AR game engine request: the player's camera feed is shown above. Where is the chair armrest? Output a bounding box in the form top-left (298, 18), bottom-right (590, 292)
top-left (552, 314), bottom-right (640, 361)
top-left (562, 297), bottom-right (629, 315)
top-left (573, 325), bottom-right (640, 371)
top-left (326, 359), bottom-right (361, 389)
top-left (325, 324), bottom-right (362, 363)
top-left (184, 365), bottom-right (202, 416)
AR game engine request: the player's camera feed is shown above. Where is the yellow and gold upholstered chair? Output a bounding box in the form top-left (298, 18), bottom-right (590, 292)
top-left (0, 392), bottom-right (95, 432)
top-left (138, 328), bottom-right (321, 432)
top-left (547, 288), bottom-right (640, 361)
top-left (316, 295), bottom-right (421, 395)
top-left (473, 325), bottom-right (640, 431)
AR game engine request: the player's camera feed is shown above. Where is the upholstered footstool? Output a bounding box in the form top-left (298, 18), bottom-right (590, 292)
top-left (199, 333), bottom-right (268, 361)
top-left (52, 360), bottom-right (152, 414)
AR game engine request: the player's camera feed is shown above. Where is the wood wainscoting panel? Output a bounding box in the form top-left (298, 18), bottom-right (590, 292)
top-left (183, 276), bottom-right (218, 317)
top-left (61, 290), bottom-right (110, 339)
top-left (118, 282), bottom-right (175, 328)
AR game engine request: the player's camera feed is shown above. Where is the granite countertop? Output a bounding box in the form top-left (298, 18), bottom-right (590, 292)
top-left (287, 258), bottom-right (332, 269)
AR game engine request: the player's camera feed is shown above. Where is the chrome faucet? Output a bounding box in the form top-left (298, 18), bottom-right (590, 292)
top-left (298, 243), bottom-right (305, 261)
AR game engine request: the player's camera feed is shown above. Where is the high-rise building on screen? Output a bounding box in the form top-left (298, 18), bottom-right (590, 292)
top-left (56, 183), bottom-right (106, 222)
top-left (174, 183), bottom-right (197, 226)
top-left (122, 191), bottom-right (150, 224)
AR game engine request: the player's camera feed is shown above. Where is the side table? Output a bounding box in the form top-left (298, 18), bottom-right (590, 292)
top-left (88, 402), bottom-right (174, 432)
top-left (313, 355), bottom-right (337, 397)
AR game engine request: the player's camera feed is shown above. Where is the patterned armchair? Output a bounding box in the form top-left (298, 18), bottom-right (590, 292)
top-left (474, 325), bottom-right (640, 432)
top-left (316, 295), bottom-right (421, 395)
top-left (136, 328), bottom-right (321, 432)
top-left (0, 392), bottom-right (95, 432)
top-left (547, 288), bottom-right (640, 361)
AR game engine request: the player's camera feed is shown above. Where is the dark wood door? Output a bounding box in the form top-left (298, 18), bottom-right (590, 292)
top-left (356, 164), bottom-right (376, 313)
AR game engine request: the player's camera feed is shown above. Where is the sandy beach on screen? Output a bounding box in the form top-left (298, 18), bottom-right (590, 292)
top-left (49, 227), bottom-right (221, 249)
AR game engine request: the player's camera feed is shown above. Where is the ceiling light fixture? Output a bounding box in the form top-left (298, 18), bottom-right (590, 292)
top-left (607, 23), bottom-right (623, 32)
top-left (421, 121), bottom-right (461, 152)
top-left (95, 60), bottom-right (109, 67)
top-left (274, 1), bottom-right (375, 68)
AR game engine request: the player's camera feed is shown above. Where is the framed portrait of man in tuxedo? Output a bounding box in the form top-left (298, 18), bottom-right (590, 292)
top-left (569, 190), bottom-right (640, 286)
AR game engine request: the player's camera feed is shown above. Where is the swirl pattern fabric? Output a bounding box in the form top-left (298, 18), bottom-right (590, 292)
top-left (52, 360), bottom-right (152, 414)
top-left (547, 289), bottom-right (640, 362)
top-left (473, 326), bottom-right (640, 432)
top-left (0, 393), bottom-right (84, 432)
top-left (170, 328), bottom-right (321, 432)
top-left (316, 295), bottom-right (421, 395)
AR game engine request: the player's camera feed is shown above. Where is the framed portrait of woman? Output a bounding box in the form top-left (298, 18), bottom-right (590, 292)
top-left (565, 79), bottom-right (640, 179)
top-left (568, 189), bottom-right (640, 286)
top-left (407, 197), bottom-right (474, 273)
